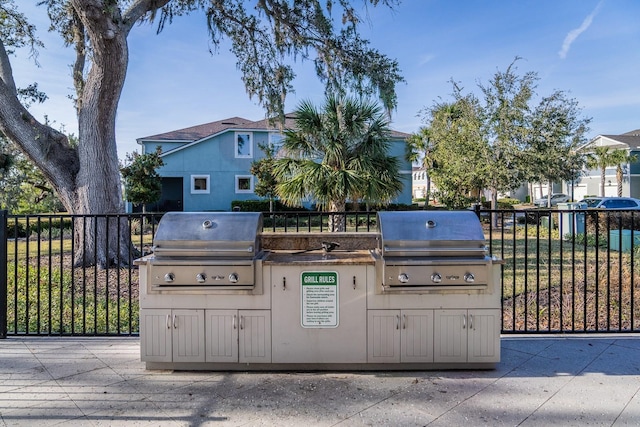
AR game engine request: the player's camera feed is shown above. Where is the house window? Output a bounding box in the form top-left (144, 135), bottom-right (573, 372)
top-left (235, 175), bottom-right (253, 193)
top-left (191, 175), bottom-right (210, 194)
top-left (235, 132), bottom-right (253, 158)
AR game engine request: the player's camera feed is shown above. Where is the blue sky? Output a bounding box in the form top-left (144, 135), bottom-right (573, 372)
top-left (9, 0), bottom-right (640, 158)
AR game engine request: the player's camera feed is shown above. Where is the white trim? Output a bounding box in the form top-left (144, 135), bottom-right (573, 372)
top-left (235, 132), bottom-right (253, 158)
top-left (191, 175), bottom-right (210, 194)
top-left (235, 175), bottom-right (254, 193)
top-left (137, 138), bottom-right (191, 145)
top-left (149, 128), bottom-right (259, 158)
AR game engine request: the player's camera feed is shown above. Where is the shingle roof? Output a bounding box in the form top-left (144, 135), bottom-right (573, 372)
top-left (600, 131), bottom-right (640, 149)
top-left (138, 114), bottom-right (411, 143)
top-left (139, 117), bottom-right (254, 141)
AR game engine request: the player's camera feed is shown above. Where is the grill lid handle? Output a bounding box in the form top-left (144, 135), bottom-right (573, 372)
top-left (153, 246), bottom-right (255, 253)
top-left (202, 220), bottom-right (216, 229)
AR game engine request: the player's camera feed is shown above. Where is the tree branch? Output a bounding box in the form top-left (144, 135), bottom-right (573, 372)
top-left (0, 77), bottom-right (78, 198)
top-left (123, 0), bottom-right (172, 33)
top-left (70, 9), bottom-right (86, 110)
top-left (0, 40), bottom-right (17, 96)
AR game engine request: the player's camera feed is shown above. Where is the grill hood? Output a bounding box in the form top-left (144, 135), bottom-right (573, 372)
top-left (152, 212), bottom-right (262, 258)
top-left (377, 211), bottom-right (486, 258)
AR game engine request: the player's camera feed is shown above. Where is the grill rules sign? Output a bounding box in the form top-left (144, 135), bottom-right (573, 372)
top-left (301, 271), bottom-right (339, 328)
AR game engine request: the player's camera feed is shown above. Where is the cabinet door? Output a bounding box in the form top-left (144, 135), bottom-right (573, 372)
top-left (368, 310), bottom-right (401, 363)
top-left (140, 309), bottom-right (172, 362)
top-left (468, 309), bottom-right (501, 363)
top-left (239, 310), bottom-right (271, 363)
top-left (401, 310), bottom-right (434, 363)
top-left (434, 309), bottom-right (467, 363)
top-left (206, 310), bottom-right (238, 363)
top-left (172, 309), bottom-right (205, 363)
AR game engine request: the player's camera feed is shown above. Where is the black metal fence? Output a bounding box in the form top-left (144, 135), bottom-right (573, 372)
top-left (1, 208), bottom-right (639, 337)
top-left (487, 208), bottom-right (639, 334)
top-left (0, 211), bottom-right (162, 338)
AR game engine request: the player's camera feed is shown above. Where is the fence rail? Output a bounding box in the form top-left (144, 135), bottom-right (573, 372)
top-left (1, 208), bottom-right (639, 337)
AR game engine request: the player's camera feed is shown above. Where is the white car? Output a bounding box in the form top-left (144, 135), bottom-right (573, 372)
top-left (533, 193), bottom-right (569, 207)
top-left (578, 197), bottom-right (640, 210)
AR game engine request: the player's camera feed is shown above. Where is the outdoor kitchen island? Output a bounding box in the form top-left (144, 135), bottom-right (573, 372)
top-left (138, 211), bottom-right (502, 371)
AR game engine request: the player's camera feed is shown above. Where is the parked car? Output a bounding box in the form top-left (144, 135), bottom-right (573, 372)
top-left (533, 193), bottom-right (569, 207)
top-left (578, 197), bottom-right (640, 210)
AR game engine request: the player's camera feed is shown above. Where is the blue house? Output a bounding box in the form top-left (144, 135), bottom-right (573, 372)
top-left (136, 114), bottom-right (413, 212)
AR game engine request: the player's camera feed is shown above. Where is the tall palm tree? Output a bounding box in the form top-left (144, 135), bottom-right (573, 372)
top-left (587, 146), bottom-right (637, 197)
top-left (612, 150), bottom-right (638, 197)
top-left (273, 96), bottom-right (403, 232)
top-left (407, 127), bottom-right (436, 207)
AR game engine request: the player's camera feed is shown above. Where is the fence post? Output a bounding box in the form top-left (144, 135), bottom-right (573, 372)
top-left (473, 203), bottom-right (481, 219)
top-left (0, 210), bottom-right (7, 339)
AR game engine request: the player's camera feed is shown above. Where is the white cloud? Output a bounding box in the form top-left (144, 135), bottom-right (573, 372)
top-left (417, 54), bottom-right (435, 67)
top-left (559, 1), bottom-right (603, 59)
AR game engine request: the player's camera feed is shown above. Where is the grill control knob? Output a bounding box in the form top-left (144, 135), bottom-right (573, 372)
top-left (229, 273), bottom-right (239, 283)
top-left (464, 273), bottom-right (475, 283)
top-left (431, 273), bottom-right (442, 284)
top-left (164, 273), bottom-right (175, 283)
top-left (196, 273), bottom-right (206, 283)
top-left (398, 273), bottom-right (409, 283)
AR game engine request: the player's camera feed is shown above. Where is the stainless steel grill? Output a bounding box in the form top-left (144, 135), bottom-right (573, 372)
top-left (374, 211), bottom-right (497, 290)
top-left (145, 212), bottom-right (264, 291)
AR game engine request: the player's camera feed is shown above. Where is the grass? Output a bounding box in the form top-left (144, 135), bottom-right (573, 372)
top-left (7, 233), bottom-right (153, 261)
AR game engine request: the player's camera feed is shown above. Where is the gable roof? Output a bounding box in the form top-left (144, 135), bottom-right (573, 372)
top-left (598, 129), bottom-right (640, 149)
top-left (138, 114), bottom-right (412, 144)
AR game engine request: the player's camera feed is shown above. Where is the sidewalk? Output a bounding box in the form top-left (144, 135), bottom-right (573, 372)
top-left (1, 335), bottom-right (639, 426)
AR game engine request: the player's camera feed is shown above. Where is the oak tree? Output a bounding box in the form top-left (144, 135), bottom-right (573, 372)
top-left (0, 0), bottom-right (403, 266)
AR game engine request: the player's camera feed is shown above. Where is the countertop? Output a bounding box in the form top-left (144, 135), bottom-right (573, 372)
top-left (264, 250), bottom-right (375, 265)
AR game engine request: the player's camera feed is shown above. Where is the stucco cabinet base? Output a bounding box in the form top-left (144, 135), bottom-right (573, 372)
top-left (138, 251), bottom-right (501, 371)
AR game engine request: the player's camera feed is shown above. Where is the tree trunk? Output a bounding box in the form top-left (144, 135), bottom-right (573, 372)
top-left (68, 2), bottom-right (133, 267)
top-left (490, 187), bottom-right (498, 228)
top-left (616, 165), bottom-right (623, 197)
top-left (0, 2), bottom-right (148, 268)
top-left (600, 168), bottom-right (606, 196)
top-left (328, 200), bottom-right (346, 232)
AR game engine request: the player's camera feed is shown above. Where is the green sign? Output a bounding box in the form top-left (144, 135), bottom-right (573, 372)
top-left (301, 271), bottom-right (339, 328)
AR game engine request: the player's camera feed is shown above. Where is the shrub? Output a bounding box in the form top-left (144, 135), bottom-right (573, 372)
top-left (480, 198), bottom-right (520, 210)
top-left (231, 200), bottom-right (309, 212)
top-left (7, 217), bottom-right (74, 239)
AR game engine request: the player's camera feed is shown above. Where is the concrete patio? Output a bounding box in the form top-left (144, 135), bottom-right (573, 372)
top-left (1, 335), bottom-right (640, 426)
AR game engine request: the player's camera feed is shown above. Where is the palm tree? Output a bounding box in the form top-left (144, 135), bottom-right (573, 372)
top-left (407, 127), bottom-right (436, 207)
top-left (587, 146), bottom-right (637, 197)
top-left (273, 96), bottom-right (403, 232)
top-left (612, 150), bottom-right (638, 197)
